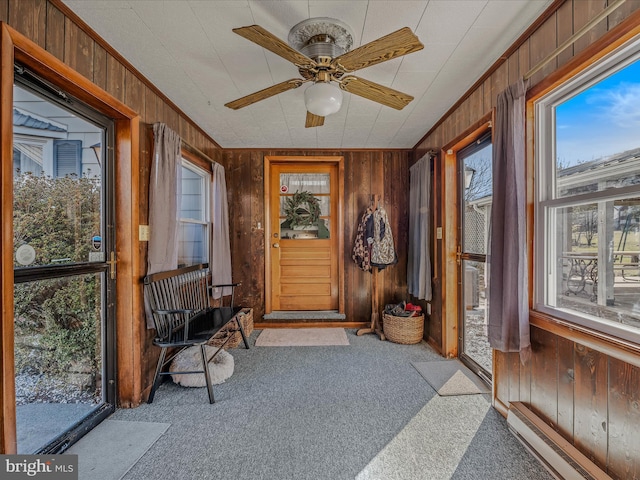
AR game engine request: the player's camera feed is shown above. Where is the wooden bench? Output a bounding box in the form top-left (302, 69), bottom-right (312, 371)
top-left (143, 263), bottom-right (249, 404)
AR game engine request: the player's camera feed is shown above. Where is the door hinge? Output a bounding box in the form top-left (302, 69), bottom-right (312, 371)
top-left (107, 251), bottom-right (116, 279)
top-left (456, 245), bottom-right (462, 266)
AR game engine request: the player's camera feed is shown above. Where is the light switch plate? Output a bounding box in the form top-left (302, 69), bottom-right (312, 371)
top-left (139, 225), bottom-right (150, 241)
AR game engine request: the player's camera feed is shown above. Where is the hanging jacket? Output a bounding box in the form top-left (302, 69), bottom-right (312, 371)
top-left (371, 206), bottom-right (397, 268)
top-left (352, 206), bottom-right (374, 272)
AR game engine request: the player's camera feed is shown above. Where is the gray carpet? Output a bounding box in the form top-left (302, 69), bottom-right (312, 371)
top-left (66, 419), bottom-right (169, 480)
top-left (107, 330), bottom-right (552, 480)
top-left (412, 360), bottom-right (491, 396)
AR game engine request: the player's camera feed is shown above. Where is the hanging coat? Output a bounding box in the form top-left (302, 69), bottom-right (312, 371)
top-left (352, 206), bottom-right (374, 272)
top-left (371, 206), bottom-right (397, 268)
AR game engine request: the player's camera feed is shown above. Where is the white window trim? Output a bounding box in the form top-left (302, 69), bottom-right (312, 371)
top-left (534, 35), bottom-right (640, 344)
top-left (179, 160), bottom-right (210, 264)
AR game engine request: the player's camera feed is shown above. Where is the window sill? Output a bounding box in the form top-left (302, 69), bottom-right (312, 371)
top-left (530, 310), bottom-right (640, 368)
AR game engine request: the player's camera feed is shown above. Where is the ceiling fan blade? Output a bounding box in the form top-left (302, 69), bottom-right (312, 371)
top-left (225, 79), bottom-right (304, 110)
top-left (305, 112), bottom-right (325, 128)
top-left (340, 76), bottom-right (414, 110)
top-left (233, 25), bottom-right (316, 67)
top-left (332, 27), bottom-right (423, 72)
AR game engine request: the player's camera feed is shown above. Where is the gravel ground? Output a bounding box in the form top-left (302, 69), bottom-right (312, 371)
top-left (15, 373), bottom-right (100, 406)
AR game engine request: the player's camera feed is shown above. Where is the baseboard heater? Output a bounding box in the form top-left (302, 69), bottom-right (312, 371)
top-left (506, 402), bottom-right (613, 480)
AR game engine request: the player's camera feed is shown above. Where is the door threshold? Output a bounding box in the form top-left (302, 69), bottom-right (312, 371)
top-left (263, 310), bottom-right (346, 321)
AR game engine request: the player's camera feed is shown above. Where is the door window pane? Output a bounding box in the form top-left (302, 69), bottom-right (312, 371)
top-left (13, 85), bottom-right (104, 267)
top-left (15, 273), bottom-right (103, 453)
top-left (462, 260), bottom-right (491, 373)
top-left (279, 173), bottom-right (330, 240)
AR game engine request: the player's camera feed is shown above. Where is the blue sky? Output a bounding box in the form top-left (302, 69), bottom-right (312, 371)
top-left (555, 57), bottom-right (640, 167)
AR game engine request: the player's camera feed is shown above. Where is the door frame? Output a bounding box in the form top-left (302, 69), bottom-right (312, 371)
top-left (441, 113), bottom-right (493, 359)
top-left (456, 128), bottom-right (493, 381)
top-left (1, 23), bottom-right (141, 453)
top-left (264, 156), bottom-right (345, 315)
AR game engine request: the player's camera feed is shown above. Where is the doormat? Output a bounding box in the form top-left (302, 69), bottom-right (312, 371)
top-left (411, 360), bottom-right (490, 396)
top-left (255, 328), bottom-right (349, 347)
top-left (65, 419), bottom-right (170, 480)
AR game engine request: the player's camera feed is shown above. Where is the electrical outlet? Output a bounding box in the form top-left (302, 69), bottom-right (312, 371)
top-left (139, 225), bottom-right (150, 241)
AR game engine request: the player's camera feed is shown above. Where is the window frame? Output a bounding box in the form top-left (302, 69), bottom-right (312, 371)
top-left (178, 159), bottom-right (210, 267)
top-left (534, 35), bottom-right (640, 343)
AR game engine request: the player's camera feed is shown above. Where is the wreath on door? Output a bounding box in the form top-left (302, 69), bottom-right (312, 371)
top-left (284, 191), bottom-right (321, 228)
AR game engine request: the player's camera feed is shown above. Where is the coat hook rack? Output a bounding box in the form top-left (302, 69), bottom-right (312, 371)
top-left (357, 194), bottom-right (386, 341)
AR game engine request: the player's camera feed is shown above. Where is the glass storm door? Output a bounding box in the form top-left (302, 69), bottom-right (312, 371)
top-left (13, 75), bottom-right (116, 453)
top-left (458, 133), bottom-right (493, 378)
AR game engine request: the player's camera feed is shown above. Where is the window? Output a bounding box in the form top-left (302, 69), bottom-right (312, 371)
top-left (178, 161), bottom-right (210, 267)
top-left (53, 139), bottom-right (82, 177)
top-left (535, 36), bottom-right (640, 342)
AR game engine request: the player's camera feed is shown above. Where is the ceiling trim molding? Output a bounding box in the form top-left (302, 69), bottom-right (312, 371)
top-left (412, 0), bottom-right (565, 152)
top-left (50, 0), bottom-right (222, 150)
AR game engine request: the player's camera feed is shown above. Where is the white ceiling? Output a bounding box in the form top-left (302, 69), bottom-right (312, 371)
top-left (62, 0), bottom-right (552, 149)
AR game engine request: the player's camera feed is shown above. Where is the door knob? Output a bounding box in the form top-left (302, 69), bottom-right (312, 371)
top-left (272, 242), bottom-right (280, 248)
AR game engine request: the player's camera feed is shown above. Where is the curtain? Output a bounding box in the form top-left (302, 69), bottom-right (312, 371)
top-left (145, 123), bottom-right (182, 327)
top-left (407, 153), bottom-right (432, 301)
top-left (210, 162), bottom-right (233, 298)
top-left (488, 79), bottom-right (531, 362)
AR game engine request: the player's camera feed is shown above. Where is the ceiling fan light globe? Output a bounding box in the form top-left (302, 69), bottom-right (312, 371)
top-left (304, 82), bottom-right (343, 117)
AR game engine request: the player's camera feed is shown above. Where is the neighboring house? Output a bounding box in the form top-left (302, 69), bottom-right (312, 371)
top-left (13, 103), bottom-right (101, 179)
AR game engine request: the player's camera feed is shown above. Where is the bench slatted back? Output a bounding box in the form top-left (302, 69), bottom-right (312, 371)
top-left (144, 264), bottom-right (211, 340)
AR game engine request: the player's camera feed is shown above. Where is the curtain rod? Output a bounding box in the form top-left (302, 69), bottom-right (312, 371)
top-left (182, 141), bottom-right (218, 165)
top-left (524, 0), bottom-right (627, 81)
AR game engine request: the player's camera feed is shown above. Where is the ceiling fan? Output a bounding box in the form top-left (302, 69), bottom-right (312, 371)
top-left (224, 18), bottom-right (424, 128)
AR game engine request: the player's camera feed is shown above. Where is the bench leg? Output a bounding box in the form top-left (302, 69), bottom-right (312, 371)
top-left (148, 347), bottom-right (167, 404)
top-left (200, 344), bottom-right (215, 404)
top-left (236, 315), bottom-right (250, 349)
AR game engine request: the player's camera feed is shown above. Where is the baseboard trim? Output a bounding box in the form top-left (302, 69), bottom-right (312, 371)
top-left (255, 322), bottom-right (369, 329)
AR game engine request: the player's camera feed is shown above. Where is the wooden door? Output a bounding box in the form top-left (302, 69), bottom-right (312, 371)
top-left (268, 162), bottom-right (340, 311)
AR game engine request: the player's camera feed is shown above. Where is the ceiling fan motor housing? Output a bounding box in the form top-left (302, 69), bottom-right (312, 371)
top-left (288, 17), bottom-right (354, 61)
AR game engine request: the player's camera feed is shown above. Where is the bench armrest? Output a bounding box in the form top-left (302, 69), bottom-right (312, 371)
top-left (155, 308), bottom-right (196, 315)
top-left (210, 282), bottom-right (241, 289)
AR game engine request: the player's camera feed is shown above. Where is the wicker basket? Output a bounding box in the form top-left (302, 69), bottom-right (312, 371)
top-left (382, 313), bottom-right (424, 345)
top-left (209, 308), bottom-right (253, 349)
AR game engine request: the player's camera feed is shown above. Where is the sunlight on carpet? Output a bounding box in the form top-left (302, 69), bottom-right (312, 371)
top-left (411, 360), bottom-right (490, 396)
top-left (356, 395), bottom-right (491, 479)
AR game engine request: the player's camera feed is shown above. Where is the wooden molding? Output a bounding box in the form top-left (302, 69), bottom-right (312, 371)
top-left (530, 311), bottom-right (640, 369)
top-left (440, 115), bottom-right (492, 359)
top-left (7, 24), bottom-right (136, 119)
top-left (0, 22), bottom-right (17, 455)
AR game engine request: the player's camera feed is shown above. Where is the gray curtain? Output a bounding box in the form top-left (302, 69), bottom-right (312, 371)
top-left (145, 123), bottom-right (182, 327)
top-left (408, 153), bottom-right (432, 301)
top-left (210, 162), bottom-right (233, 298)
top-left (488, 80), bottom-right (530, 362)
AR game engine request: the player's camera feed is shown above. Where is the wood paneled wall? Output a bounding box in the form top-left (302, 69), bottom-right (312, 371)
top-left (497, 318), bottom-right (640, 479)
top-left (412, 0), bottom-right (640, 476)
top-left (223, 150), bottom-right (411, 324)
